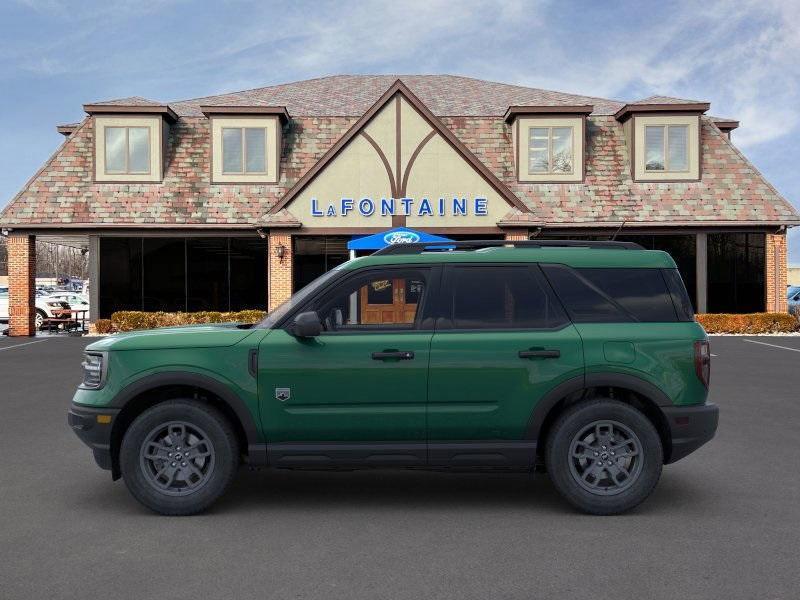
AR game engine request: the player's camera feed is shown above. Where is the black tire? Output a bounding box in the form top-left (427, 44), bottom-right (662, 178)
top-left (35, 309), bottom-right (46, 330)
top-left (545, 399), bottom-right (663, 515)
top-left (120, 400), bottom-right (239, 515)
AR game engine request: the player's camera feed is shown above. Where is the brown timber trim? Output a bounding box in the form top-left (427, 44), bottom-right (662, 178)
top-left (391, 215), bottom-right (407, 227)
top-left (269, 79), bottom-right (530, 215)
top-left (395, 96), bottom-right (402, 196)
top-left (360, 131), bottom-right (398, 198)
top-left (83, 104), bottom-right (178, 122)
top-left (292, 226), bottom-right (506, 235)
top-left (504, 104), bottom-right (593, 123)
top-left (614, 102), bottom-right (709, 122)
top-left (399, 130), bottom-right (436, 197)
top-left (713, 119), bottom-right (739, 131)
top-left (199, 105), bottom-right (290, 123)
top-left (56, 124), bottom-right (79, 136)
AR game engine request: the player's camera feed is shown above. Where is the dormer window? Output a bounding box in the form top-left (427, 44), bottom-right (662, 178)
top-left (201, 106), bottom-right (289, 184)
top-left (528, 126), bottom-right (574, 174)
top-left (222, 127), bottom-right (268, 174)
top-left (644, 124), bottom-right (688, 172)
top-left (505, 105), bottom-right (590, 184)
top-left (105, 126), bottom-right (151, 174)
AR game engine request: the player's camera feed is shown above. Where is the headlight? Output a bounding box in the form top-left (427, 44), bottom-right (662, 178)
top-left (46, 301), bottom-right (61, 307)
top-left (81, 352), bottom-right (106, 389)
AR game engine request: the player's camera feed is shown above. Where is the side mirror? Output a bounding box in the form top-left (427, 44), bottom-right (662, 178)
top-left (292, 311), bottom-right (322, 338)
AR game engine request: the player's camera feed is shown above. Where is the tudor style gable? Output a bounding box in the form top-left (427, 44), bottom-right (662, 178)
top-left (269, 81), bottom-right (529, 230)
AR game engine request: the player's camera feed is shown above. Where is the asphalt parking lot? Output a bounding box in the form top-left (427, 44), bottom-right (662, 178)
top-left (1, 335), bottom-right (798, 600)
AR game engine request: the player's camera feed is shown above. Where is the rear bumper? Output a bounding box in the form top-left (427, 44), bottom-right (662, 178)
top-left (662, 402), bottom-right (719, 464)
top-left (67, 403), bottom-right (120, 471)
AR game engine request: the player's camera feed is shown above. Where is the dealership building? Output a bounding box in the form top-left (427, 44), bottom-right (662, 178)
top-left (1, 74), bottom-right (798, 335)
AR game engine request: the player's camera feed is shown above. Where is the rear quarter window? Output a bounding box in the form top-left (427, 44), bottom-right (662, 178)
top-left (542, 265), bottom-right (679, 323)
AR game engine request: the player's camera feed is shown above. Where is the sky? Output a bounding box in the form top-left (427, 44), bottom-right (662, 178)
top-left (1, 0), bottom-right (798, 260)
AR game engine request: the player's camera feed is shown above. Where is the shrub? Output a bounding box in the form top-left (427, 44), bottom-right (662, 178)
top-left (111, 310), bottom-right (266, 332)
top-left (93, 319), bottom-right (114, 334)
top-left (696, 312), bottom-right (800, 334)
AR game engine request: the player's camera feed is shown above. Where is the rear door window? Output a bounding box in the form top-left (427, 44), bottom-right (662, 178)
top-left (542, 265), bottom-right (678, 323)
top-left (443, 265), bottom-right (568, 330)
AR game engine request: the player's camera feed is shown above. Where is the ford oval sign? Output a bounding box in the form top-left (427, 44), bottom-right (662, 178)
top-left (384, 231), bottom-right (421, 245)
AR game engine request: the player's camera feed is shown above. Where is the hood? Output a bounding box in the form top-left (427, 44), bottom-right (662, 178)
top-left (86, 323), bottom-right (259, 352)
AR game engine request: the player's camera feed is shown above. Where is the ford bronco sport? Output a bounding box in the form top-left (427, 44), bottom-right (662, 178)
top-left (68, 240), bottom-right (718, 515)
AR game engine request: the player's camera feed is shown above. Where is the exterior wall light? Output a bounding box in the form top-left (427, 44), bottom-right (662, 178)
top-left (275, 243), bottom-right (286, 263)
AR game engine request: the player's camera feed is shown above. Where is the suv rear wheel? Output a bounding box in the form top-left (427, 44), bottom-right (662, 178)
top-left (120, 400), bottom-right (239, 515)
top-left (545, 399), bottom-right (662, 515)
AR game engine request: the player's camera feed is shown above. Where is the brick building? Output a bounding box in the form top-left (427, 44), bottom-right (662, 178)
top-left (1, 75), bottom-right (797, 335)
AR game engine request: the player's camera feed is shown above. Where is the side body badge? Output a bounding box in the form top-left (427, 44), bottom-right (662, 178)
top-left (275, 388), bottom-right (291, 402)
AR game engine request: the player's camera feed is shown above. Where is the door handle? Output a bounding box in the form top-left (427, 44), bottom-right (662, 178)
top-left (371, 350), bottom-right (415, 360)
top-left (518, 349), bottom-right (560, 359)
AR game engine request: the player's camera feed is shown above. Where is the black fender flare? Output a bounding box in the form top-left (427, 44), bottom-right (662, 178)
top-left (109, 371), bottom-right (261, 448)
top-left (525, 372), bottom-right (672, 441)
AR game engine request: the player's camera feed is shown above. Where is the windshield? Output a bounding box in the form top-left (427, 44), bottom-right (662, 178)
top-left (257, 265), bottom-right (346, 329)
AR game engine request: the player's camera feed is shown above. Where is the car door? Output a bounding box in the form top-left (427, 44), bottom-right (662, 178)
top-left (258, 265), bottom-right (438, 467)
top-left (427, 264), bottom-right (584, 467)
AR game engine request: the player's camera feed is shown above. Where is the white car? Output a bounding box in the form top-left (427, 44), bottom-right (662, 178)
top-left (0, 288), bottom-right (73, 329)
top-left (47, 292), bottom-right (90, 312)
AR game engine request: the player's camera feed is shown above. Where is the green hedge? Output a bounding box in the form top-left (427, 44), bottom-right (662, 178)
top-left (696, 313), bottom-right (800, 334)
top-left (110, 310), bottom-right (266, 332)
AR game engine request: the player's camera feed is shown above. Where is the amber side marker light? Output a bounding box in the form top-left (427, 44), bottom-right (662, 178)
top-left (96, 415), bottom-right (112, 424)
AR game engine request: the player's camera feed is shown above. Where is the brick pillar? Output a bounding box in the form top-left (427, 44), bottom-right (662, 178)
top-left (8, 234), bottom-right (36, 336)
top-left (268, 231), bottom-right (293, 311)
top-left (504, 229), bottom-right (529, 241)
top-left (765, 233), bottom-right (788, 313)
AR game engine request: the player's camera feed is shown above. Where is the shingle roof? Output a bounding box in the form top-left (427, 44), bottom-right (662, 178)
top-left (631, 95), bottom-right (707, 105)
top-left (87, 96), bottom-right (164, 107)
top-left (1, 75), bottom-right (796, 229)
top-left (168, 74), bottom-right (626, 117)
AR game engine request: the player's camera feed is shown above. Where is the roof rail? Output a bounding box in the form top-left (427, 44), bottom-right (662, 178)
top-left (373, 239), bottom-right (644, 256)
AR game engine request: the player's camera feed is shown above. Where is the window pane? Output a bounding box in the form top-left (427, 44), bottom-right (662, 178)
top-left (576, 268), bottom-right (677, 322)
top-left (222, 128), bottom-right (243, 173)
top-left (142, 238), bottom-right (186, 312)
top-left (528, 128), bottom-right (549, 173)
top-left (230, 237), bottom-right (268, 311)
top-left (98, 237), bottom-right (142, 317)
top-left (314, 269), bottom-right (429, 330)
top-left (551, 127), bottom-right (573, 173)
top-left (187, 238), bottom-right (229, 311)
top-left (645, 126), bottom-right (665, 171)
top-left (542, 264), bottom-right (629, 323)
top-left (127, 127), bottom-right (150, 173)
top-left (244, 128), bottom-right (266, 173)
top-left (667, 125), bottom-right (688, 171)
top-left (104, 127), bottom-right (127, 173)
top-left (449, 266), bottom-right (567, 329)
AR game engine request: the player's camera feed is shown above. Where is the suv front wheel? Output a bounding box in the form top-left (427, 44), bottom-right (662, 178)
top-left (120, 400), bottom-right (239, 515)
top-left (545, 399), bottom-right (663, 515)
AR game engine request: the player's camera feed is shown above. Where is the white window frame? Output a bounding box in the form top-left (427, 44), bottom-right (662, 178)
top-left (527, 126), bottom-right (575, 176)
top-left (643, 124), bottom-right (689, 173)
top-left (221, 127), bottom-right (268, 175)
top-left (104, 126), bottom-right (152, 175)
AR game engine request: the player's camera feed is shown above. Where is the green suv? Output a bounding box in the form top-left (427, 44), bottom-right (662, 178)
top-left (68, 240), bottom-right (718, 515)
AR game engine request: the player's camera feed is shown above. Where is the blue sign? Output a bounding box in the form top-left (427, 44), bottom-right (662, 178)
top-left (311, 196), bottom-right (488, 218)
top-left (347, 227), bottom-right (454, 251)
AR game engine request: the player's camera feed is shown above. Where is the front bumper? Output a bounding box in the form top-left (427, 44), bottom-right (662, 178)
top-left (662, 402), bottom-right (719, 464)
top-left (67, 403), bottom-right (120, 471)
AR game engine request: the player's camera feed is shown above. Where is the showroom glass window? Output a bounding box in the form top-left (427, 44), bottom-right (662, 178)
top-left (528, 126), bottom-right (573, 174)
top-left (104, 126), bottom-right (150, 174)
top-left (222, 127), bottom-right (267, 174)
top-left (645, 125), bottom-right (688, 171)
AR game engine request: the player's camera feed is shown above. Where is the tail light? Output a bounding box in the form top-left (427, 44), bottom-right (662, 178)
top-left (694, 340), bottom-right (711, 388)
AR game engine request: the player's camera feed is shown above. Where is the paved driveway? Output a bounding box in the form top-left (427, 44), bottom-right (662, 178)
top-left (0, 335), bottom-right (798, 600)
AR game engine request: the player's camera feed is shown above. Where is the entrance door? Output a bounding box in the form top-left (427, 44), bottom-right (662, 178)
top-left (427, 265), bottom-right (584, 467)
top-left (258, 266), bottom-right (438, 467)
top-left (360, 277), bottom-right (422, 324)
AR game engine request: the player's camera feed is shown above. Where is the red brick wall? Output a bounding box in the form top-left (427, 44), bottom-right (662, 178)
top-left (765, 233), bottom-right (788, 312)
top-left (268, 231), bottom-right (293, 311)
top-left (504, 230), bottom-right (529, 241)
top-left (7, 234), bottom-right (35, 336)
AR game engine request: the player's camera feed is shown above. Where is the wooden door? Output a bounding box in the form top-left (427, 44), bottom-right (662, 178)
top-left (360, 278), bottom-right (420, 324)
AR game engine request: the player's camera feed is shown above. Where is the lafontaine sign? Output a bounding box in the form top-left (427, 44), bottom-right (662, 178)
top-left (310, 196), bottom-right (489, 218)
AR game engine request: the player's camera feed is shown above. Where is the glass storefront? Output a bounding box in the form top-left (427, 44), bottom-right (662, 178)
top-left (99, 237), bottom-right (267, 317)
top-left (707, 233), bottom-right (765, 313)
